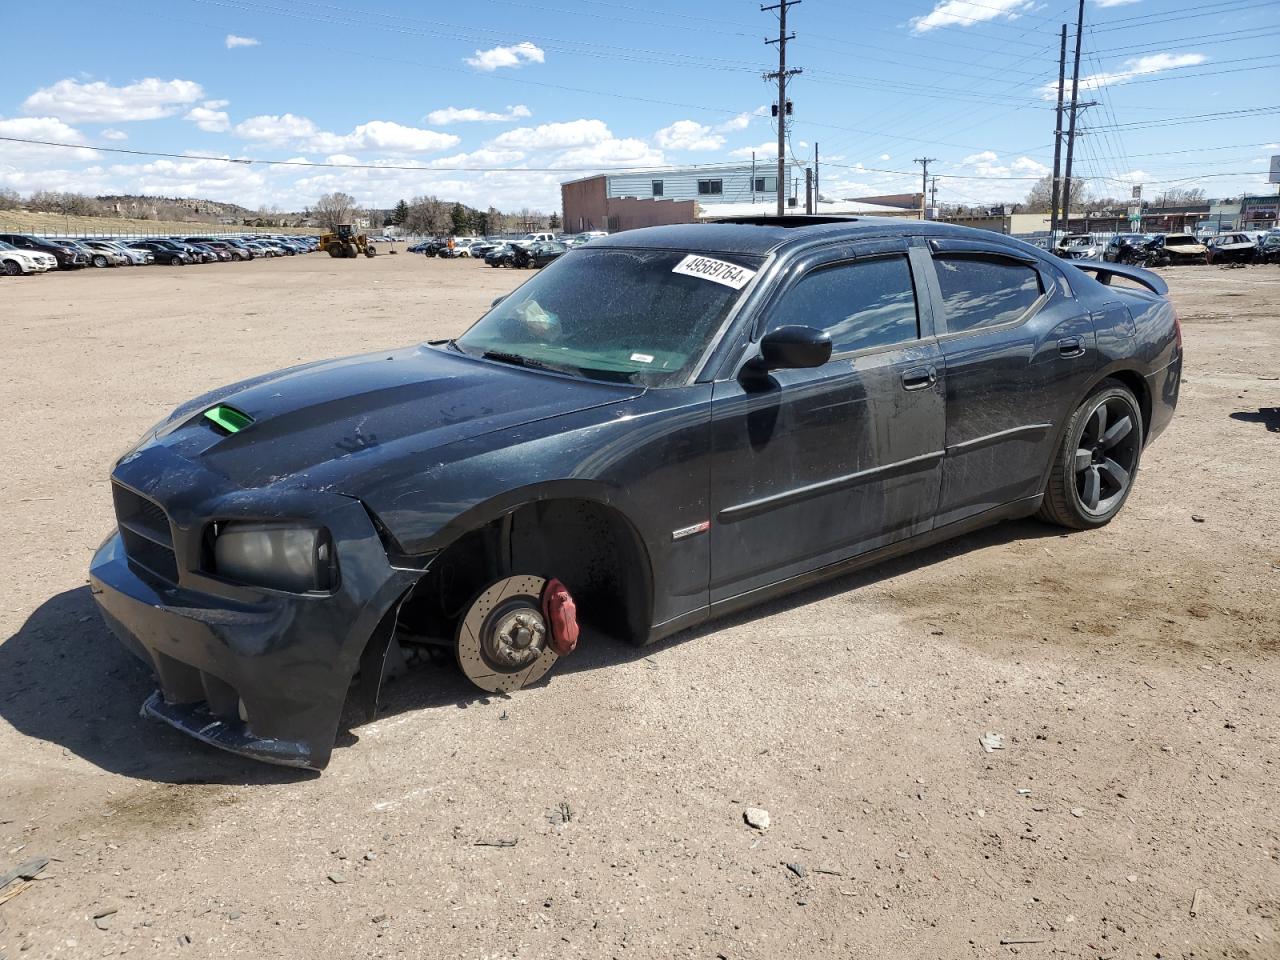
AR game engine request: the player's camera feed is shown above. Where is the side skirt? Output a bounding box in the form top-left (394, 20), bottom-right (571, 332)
top-left (646, 495), bottom-right (1043, 645)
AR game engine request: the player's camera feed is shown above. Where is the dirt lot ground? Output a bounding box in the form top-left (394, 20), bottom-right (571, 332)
top-left (1, 251), bottom-right (1277, 960)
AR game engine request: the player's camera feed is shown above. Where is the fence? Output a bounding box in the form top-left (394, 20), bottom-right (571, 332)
top-left (0, 212), bottom-right (318, 238)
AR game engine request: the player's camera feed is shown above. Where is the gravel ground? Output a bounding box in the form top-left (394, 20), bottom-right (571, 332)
top-left (1, 252), bottom-right (1277, 959)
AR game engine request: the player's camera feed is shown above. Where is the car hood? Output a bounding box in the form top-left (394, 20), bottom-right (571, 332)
top-left (150, 343), bottom-right (642, 493)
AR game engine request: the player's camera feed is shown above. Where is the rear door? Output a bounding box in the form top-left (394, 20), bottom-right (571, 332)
top-left (920, 238), bottom-right (1097, 526)
top-left (707, 237), bottom-right (946, 600)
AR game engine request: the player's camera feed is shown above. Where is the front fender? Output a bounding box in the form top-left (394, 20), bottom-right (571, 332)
top-left (355, 387), bottom-right (715, 628)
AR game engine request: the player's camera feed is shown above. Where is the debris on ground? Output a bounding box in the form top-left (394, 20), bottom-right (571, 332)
top-left (1070, 807), bottom-right (1085, 818)
top-left (473, 839), bottom-right (518, 848)
top-left (1191, 888), bottom-right (1207, 917)
top-left (546, 802), bottom-right (573, 825)
top-left (743, 808), bottom-right (771, 831)
top-left (0, 856), bottom-right (49, 890)
top-left (979, 732), bottom-right (1005, 753)
top-left (327, 872), bottom-right (348, 884)
top-left (784, 863), bottom-right (806, 878)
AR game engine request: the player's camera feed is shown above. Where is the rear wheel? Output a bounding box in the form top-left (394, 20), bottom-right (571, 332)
top-left (327, 244), bottom-right (342, 258)
top-left (1038, 381), bottom-right (1144, 529)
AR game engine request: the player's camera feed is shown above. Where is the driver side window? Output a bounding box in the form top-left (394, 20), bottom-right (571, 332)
top-left (766, 255), bottom-right (920, 356)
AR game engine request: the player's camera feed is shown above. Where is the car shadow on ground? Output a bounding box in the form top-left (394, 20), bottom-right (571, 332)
top-left (4, 519), bottom-right (1059, 781)
top-left (1230, 408), bottom-right (1280, 433)
top-left (369, 517), bottom-right (1063, 723)
top-left (0, 585), bottom-right (313, 785)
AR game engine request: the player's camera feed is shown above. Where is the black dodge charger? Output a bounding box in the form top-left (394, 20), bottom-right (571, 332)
top-left (91, 217), bottom-right (1182, 769)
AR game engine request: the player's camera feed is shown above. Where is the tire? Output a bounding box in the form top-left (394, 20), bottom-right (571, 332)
top-left (1038, 380), bottom-right (1144, 529)
top-left (2, 259), bottom-right (22, 276)
top-left (92, 254), bottom-right (109, 268)
top-left (170, 257), bottom-right (184, 266)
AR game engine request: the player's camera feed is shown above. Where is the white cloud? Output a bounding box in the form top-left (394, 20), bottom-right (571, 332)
top-left (311, 120), bottom-right (461, 154)
top-left (234, 114), bottom-right (459, 153)
top-left (225, 34), bottom-right (260, 48)
top-left (1038, 52), bottom-right (1207, 98)
top-left (234, 113), bottom-right (319, 143)
top-left (465, 41), bottom-right (545, 72)
top-left (0, 116), bottom-right (97, 160)
top-left (551, 138), bottom-right (664, 170)
top-left (424, 104), bottom-right (532, 125)
top-left (879, 153), bottom-right (891, 161)
top-left (22, 78), bottom-right (204, 123)
top-left (427, 148), bottom-right (527, 168)
top-left (491, 119), bottom-right (611, 150)
top-left (1011, 156), bottom-right (1050, 175)
top-left (728, 141), bottom-right (779, 160)
top-left (912, 0), bottom-right (1031, 32)
top-left (1093, 0), bottom-right (1140, 6)
top-left (716, 111), bottom-right (756, 133)
top-left (186, 101), bottom-right (231, 133)
top-left (101, 129), bottom-right (128, 141)
top-left (653, 120), bottom-right (724, 151)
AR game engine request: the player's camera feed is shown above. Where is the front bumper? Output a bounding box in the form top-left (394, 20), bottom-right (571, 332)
top-left (89, 445), bottom-right (419, 769)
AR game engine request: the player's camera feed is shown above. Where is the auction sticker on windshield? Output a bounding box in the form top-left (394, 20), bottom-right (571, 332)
top-left (671, 254), bottom-right (757, 290)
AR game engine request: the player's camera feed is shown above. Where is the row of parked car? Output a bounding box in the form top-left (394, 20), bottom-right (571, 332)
top-left (0, 232), bottom-right (322, 275)
top-left (406, 231), bottom-right (608, 270)
top-left (1054, 229), bottom-right (1280, 267)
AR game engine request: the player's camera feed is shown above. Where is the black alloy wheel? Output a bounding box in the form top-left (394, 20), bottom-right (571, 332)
top-left (1039, 381), bottom-right (1144, 529)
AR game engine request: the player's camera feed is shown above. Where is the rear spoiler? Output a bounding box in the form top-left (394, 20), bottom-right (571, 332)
top-left (1067, 261), bottom-right (1168, 297)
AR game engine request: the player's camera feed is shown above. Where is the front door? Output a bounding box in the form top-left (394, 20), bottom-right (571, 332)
top-left (708, 239), bottom-right (947, 602)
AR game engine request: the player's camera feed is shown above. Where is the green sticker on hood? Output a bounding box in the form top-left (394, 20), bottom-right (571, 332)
top-left (203, 404), bottom-right (254, 434)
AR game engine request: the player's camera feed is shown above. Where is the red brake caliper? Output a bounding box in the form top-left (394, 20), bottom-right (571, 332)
top-left (541, 578), bottom-right (579, 656)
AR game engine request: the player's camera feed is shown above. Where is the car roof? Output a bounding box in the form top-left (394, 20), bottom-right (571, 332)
top-left (587, 216), bottom-right (1010, 258)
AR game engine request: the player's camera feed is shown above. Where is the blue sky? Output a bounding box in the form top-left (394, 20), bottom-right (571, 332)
top-left (1, 0), bottom-right (1277, 212)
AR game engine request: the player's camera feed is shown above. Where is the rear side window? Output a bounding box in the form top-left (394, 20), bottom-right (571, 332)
top-left (766, 255), bottom-right (919, 355)
top-left (934, 256), bottom-right (1042, 332)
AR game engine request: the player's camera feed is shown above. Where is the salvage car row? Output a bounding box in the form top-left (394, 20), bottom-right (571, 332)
top-left (407, 231), bottom-right (608, 269)
top-left (1055, 229), bottom-right (1280, 266)
top-left (0, 233), bottom-right (322, 275)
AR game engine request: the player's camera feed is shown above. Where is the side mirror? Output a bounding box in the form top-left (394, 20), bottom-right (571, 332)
top-left (746, 325), bottom-right (832, 375)
top-left (490, 294), bottom-right (507, 308)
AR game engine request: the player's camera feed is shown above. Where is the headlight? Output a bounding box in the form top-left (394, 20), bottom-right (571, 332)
top-left (210, 522), bottom-right (335, 593)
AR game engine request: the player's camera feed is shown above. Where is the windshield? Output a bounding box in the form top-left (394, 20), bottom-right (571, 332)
top-left (455, 247), bottom-right (761, 386)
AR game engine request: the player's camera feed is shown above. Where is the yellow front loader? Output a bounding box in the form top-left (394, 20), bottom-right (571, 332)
top-left (320, 224), bottom-right (376, 258)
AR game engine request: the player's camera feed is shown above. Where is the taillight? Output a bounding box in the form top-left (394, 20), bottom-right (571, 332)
top-left (1173, 312), bottom-right (1182, 350)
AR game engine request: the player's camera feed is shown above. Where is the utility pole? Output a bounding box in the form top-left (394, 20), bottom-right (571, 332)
top-left (929, 176), bottom-right (938, 209)
top-left (805, 167), bottom-right (813, 214)
top-left (764, 0), bottom-right (801, 217)
top-left (813, 142), bottom-right (820, 212)
top-left (1061, 0), bottom-right (1085, 237)
top-left (914, 157), bottom-right (936, 220)
top-left (1049, 23), bottom-right (1067, 239)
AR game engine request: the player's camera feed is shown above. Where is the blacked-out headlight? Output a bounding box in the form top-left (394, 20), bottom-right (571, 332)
top-left (211, 522), bottom-right (335, 593)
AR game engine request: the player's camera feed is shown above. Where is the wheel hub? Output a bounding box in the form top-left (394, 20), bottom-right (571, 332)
top-left (484, 607), bottom-right (547, 669)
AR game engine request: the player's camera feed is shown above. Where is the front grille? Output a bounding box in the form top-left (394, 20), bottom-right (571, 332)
top-left (112, 483), bottom-right (179, 583)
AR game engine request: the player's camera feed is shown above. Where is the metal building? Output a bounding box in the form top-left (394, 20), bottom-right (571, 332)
top-left (561, 161), bottom-right (805, 233)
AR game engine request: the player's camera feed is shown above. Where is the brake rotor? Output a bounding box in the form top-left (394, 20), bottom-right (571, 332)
top-left (455, 575), bottom-right (558, 693)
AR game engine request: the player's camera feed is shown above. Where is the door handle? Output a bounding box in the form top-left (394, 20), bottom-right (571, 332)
top-left (901, 365), bottom-right (937, 391)
top-left (1057, 336), bottom-right (1085, 359)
